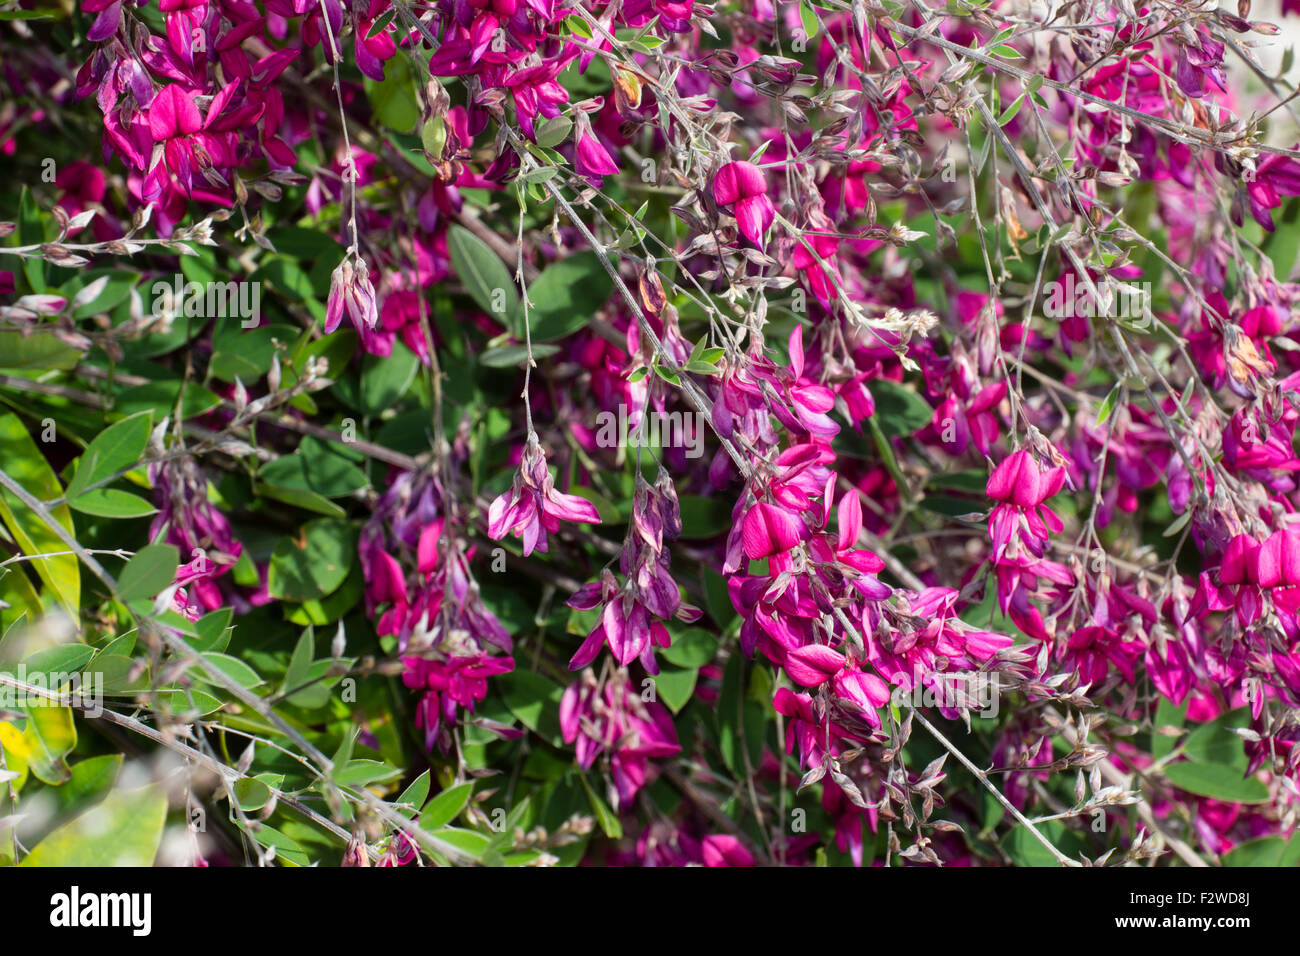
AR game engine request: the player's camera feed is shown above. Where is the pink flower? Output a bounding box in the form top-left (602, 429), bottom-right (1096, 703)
top-left (325, 257), bottom-right (379, 334)
top-left (1197, 534), bottom-right (1264, 626)
top-left (403, 653), bottom-right (515, 752)
top-left (986, 449), bottom-right (1066, 561)
top-left (575, 129), bottom-right (619, 180)
top-left (831, 659), bottom-right (891, 729)
top-left (785, 643), bottom-right (846, 688)
top-left (713, 160), bottom-right (775, 245)
top-left (741, 500), bottom-right (809, 560)
top-left (1246, 150), bottom-right (1300, 231)
top-left (700, 834), bottom-right (755, 867)
top-left (1175, 28), bottom-right (1226, 100)
top-left (1257, 527), bottom-right (1300, 614)
top-left (354, 0), bottom-right (399, 81)
top-left (487, 435), bottom-right (601, 556)
top-left (560, 670), bottom-right (680, 809)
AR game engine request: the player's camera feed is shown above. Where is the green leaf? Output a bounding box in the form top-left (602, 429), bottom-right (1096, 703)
top-left (68, 488), bottom-right (158, 518)
top-left (447, 225), bottom-right (519, 329)
top-left (53, 755), bottom-right (123, 814)
top-left (96, 655), bottom-right (152, 695)
top-left (268, 519), bottom-right (357, 601)
top-left (1151, 697), bottom-right (1186, 761)
top-left (1163, 762), bottom-right (1270, 804)
top-left (254, 481), bottom-right (347, 518)
top-left (20, 704), bottom-right (78, 784)
top-left (115, 379), bottom-right (222, 420)
top-left (798, 1), bottom-right (819, 38)
top-left (19, 644), bottom-right (94, 681)
top-left (1221, 836), bottom-right (1297, 867)
top-left (285, 565), bottom-right (364, 627)
top-left (420, 782), bottom-right (474, 829)
top-left (526, 252), bottom-right (614, 342)
top-left (998, 94), bottom-right (1025, 126)
top-left (259, 437), bottom-right (367, 499)
top-left (436, 827), bottom-right (492, 857)
top-left (209, 322), bottom-right (296, 383)
top-left (479, 343), bottom-right (561, 368)
top-left (1181, 708), bottom-right (1250, 769)
top-left (232, 775), bottom-right (274, 812)
top-left (364, 55), bottom-right (419, 133)
top-left (1163, 507), bottom-right (1193, 538)
top-left (1000, 819), bottom-right (1084, 867)
top-left (269, 227), bottom-right (342, 261)
top-left (21, 784), bottom-right (167, 866)
top-left (676, 495), bottom-right (732, 538)
top-left (0, 412), bottom-right (80, 614)
top-left (236, 821), bottom-right (310, 866)
top-left (193, 608), bottom-right (234, 653)
top-left (534, 116), bottom-right (573, 149)
top-left (360, 342), bottom-right (420, 415)
top-left (396, 770), bottom-right (432, 818)
top-left (1095, 383), bottom-right (1121, 426)
top-left (280, 629), bottom-right (315, 700)
top-left (0, 331), bottom-right (81, 372)
top-left (661, 628), bottom-right (718, 668)
top-left (334, 759), bottom-right (401, 786)
top-left (868, 380), bottom-right (933, 437)
top-left (653, 665), bottom-right (697, 713)
top-left (1262, 196), bottom-right (1300, 281)
top-left (578, 771), bottom-right (623, 839)
top-left (65, 411), bottom-right (153, 500)
top-left (197, 651), bottom-right (264, 689)
top-left (497, 670), bottom-right (565, 747)
top-left (701, 566), bottom-right (738, 633)
top-left (117, 544), bottom-right (179, 603)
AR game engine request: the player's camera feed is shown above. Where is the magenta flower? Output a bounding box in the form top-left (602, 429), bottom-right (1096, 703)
top-left (560, 670), bottom-right (680, 810)
top-left (713, 160), bottom-right (775, 245)
top-left (1246, 150), bottom-right (1300, 231)
top-left (784, 643), bottom-right (846, 688)
top-left (575, 129), bottom-right (619, 180)
top-left (325, 256), bottom-right (379, 334)
top-left (831, 659), bottom-right (891, 730)
top-left (741, 499), bottom-right (809, 560)
top-left (773, 687), bottom-right (872, 771)
top-left (142, 82), bottom-right (240, 214)
top-left (986, 449), bottom-right (1067, 561)
top-left (403, 653), bottom-right (516, 752)
top-left (150, 457), bottom-right (244, 612)
top-left (354, 0), bottom-right (399, 81)
top-left (1256, 527), bottom-right (1300, 614)
top-left (487, 434), bottom-right (601, 556)
top-left (567, 576), bottom-right (672, 671)
top-left (700, 835), bottom-right (755, 867)
top-left (1198, 533), bottom-right (1264, 626)
top-left (1175, 28), bottom-right (1226, 100)
top-left (1065, 626), bottom-right (1143, 689)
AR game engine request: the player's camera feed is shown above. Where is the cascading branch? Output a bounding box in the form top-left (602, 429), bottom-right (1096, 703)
top-left (0, 0), bottom-right (1299, 868)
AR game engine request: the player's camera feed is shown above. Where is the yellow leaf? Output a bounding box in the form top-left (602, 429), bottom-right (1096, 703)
top-left (0, 413), bottom-right (79, 618)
